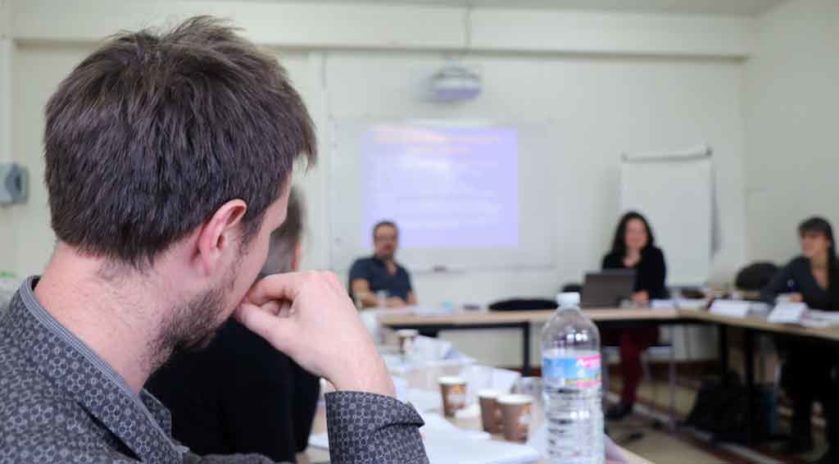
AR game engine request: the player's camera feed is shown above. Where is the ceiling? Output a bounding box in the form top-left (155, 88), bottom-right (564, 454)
top-left (242, 0), bottom-right (788, 17)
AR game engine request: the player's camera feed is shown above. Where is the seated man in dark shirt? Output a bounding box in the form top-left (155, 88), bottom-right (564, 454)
top-left (349, 221), bottom-right (417, 308)
top-left (147, 188), bottom-right (320, 462)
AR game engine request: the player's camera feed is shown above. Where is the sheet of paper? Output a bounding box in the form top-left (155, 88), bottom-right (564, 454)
top-left (309, 412), bottom-right (541, 464)
top-left (423, 433), bottom-right (541, 464)
top-left (650, 299), bottom-right (674, 309)
top-left (405, 388), bottom-right (442, 413)
top-left (768, 302), bottom-right (807, 324)
top-left (709, 300), bottom-right (751, 318)
top-left (807, 310), bottom-right (839, 322)
top-left (412, 306), bottom-right (457, 317)
top-left (675, 298), bottom-right (708, 310)
top-left (412, 336), bottom-right (455, 360)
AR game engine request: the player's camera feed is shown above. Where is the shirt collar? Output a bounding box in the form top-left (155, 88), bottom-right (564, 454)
top-left (5, 276), bottom-right (181, 463)
top-left (372, 255), bottom-right (399, 268)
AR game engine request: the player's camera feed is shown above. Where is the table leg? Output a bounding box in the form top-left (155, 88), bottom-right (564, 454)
top-left (418, 328), bottom-right (440, 338)
top-left (718, 324), bottom-right (729, 379)
top-left (522, 322), bottom-right (531, 376)
top-left (744, 329), bottom-right (756, 444)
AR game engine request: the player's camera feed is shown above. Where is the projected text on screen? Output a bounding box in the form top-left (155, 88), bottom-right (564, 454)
top-left (362, 124), bottom-right (519, 249)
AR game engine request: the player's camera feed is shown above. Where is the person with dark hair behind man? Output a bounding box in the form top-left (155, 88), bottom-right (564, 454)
top-left (601, 211), bottom-right (668, 420)
top-left (147, 188), bottom-right (321, 462)
top-left (762, 217), bottom-right (839, 464)
top-left (349, 221), bottom-right (418, 308)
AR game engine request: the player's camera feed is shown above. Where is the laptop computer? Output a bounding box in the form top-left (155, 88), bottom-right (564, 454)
top-left (581, 270), bottom-right (636, 308)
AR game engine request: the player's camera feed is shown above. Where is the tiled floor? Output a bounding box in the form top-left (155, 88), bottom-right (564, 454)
top-left (608, 374), bottom-right (827, 464)
top-left (606, 378), bottom-right (731, 464)
top-left (610, 419), bottom-right (730, 464)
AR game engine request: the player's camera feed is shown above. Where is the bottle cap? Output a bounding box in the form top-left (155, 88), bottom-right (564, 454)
top-left (556, 292), bottom-right (581, 308)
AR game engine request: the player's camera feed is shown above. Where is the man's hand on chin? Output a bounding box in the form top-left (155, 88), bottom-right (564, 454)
top-left (235, 271), bottom-right (395, 398)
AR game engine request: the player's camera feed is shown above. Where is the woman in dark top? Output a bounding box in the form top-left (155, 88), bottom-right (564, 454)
top-left (761, 217), bottom-right (839, 462)
top-left (601, 211), bottom-right (668, 420)
top-left (762, 217), bottom-right (839, 311)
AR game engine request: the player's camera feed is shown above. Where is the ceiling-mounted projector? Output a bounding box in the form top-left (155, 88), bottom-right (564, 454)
top-left (429, 64), bottom-right (482, 102)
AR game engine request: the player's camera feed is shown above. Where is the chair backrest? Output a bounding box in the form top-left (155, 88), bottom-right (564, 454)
top-left (735, 262), bottom-right (779, 291)
top-left (488, 298), bottom-right (557, 311)
top-left (561, 283), bottom-right (583, 294)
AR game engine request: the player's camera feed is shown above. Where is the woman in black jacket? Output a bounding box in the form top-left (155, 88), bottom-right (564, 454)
top-left (762, 217), bottom-right (839, 311)
top-left (762, 217), bottom-right (839, 463)
top-left (601, 211), bottom-right (668, 420)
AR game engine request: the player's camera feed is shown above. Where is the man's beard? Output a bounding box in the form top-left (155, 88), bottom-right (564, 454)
top-left (150, 260), bottom-right (241, 369)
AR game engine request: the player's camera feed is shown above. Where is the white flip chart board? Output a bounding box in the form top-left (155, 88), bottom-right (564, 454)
top-left (621, 146), bottom-right (714, 286)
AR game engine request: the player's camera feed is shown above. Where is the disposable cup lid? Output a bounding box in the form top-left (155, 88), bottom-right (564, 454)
top-left (438, 376), bottom-right (466, 385)
top-left (498, 394), bottom-right (533, 405)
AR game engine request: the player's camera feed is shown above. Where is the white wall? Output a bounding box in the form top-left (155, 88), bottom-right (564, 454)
top-left (744, 0), bottom-right (839, 264)
top-left (0, 0), bottom-right (14, 272)
top-left (0, 0), bottom-right (9, 162)
top-left (9, 45), bottom-right (92, 274)
top-left (9, 1), bottom-right (755, 57)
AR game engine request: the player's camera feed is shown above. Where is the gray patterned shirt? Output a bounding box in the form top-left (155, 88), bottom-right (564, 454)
top-left (0, 277), bottom-right (428, 463)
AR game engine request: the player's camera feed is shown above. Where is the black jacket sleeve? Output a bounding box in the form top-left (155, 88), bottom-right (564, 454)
top-left (760, 260), bottom-right (797, 304)
top-left (639, 247), bottom-right (668, 299)
top-left (291, 362), bottom-right (321, 453)
top-left (220, 336), bottom-right (298, 463)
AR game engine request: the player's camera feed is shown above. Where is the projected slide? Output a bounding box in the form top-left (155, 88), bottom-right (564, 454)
top-left (362, 124), bottom-right (518, 249)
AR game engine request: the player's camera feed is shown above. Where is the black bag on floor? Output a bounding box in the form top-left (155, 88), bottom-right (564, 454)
top-left (684, 371), bottom-right (770, 443)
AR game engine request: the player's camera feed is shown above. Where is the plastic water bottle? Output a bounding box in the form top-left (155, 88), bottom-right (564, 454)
top-left (541, 292), bottom-right (604, 464)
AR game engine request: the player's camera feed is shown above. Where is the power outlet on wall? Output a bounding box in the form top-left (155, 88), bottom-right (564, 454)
top-left (0, 163), bottom-right (28, 205)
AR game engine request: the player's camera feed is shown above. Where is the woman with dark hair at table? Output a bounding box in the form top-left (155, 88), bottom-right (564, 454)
top-left (762, 216), bottom-right (839, 463)
top-left (601, 211), bottom-right (668, 420)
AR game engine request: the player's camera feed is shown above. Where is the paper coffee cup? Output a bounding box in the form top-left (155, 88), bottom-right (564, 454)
top-left (396, 329), bottom-right (419, 355)
top-left (498, 394), bottom-right (533, 442)
top-left (438, 376), bottom-right (467, 418)
top-left (478, 389), bottom-right (503, 434)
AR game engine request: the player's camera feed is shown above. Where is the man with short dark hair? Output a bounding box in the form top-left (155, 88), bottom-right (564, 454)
top-left (350, 221), bottom-right (418, 308)
top-left (0, 17), bottom-right (426, 464)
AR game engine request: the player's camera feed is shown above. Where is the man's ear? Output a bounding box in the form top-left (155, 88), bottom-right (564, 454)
top-left (194, 199), bottom-right (248, 275)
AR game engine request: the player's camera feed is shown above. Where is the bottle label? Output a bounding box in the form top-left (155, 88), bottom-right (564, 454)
top-left (543, 353), bottom-right (601, 389)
